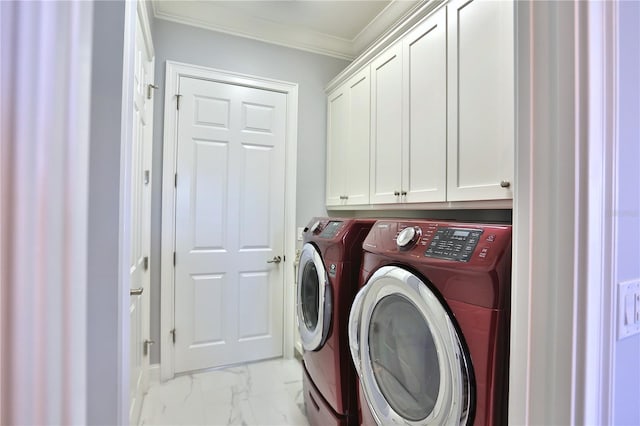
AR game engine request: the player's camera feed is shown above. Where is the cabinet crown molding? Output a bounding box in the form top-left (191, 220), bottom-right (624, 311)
top-left (325, 0), bottom-right (444, 94)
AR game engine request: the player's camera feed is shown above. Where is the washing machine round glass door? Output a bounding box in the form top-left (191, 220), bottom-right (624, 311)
top-left (348, 266), bottom-right (474, 425)
top-left (296, 243), bottom-right (332, 351)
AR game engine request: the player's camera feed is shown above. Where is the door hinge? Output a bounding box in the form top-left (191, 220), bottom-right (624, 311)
top-left (147, 83), bottom-right (158, 100)
top-left (176, 94), bottom-right (182, 110)
top-left (144, 170), bottom-right (150, 185)
top-left (174, 173), bottom-right (177, 188)
top-left (143, 339), bottom-right (155, 356)
top-left (170, 329), bottom-right (176, 344)
top-left (173, 251), bottom-right (176, 266)
top-left (283, 255), bottom-right (286, 262)
top-left (143, 256), bottom-right (149, 271)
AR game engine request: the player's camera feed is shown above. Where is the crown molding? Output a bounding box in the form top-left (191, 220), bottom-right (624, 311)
top-left (151, 0), bottom-right (421, 61)
top-left (325, 0), bottom-right (443, 93)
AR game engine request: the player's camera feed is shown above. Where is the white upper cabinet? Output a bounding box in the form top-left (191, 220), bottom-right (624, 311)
top-left (326, 67), bottom-right (371, 206)
top-left (370, 44), bottom-right (403, 204)
top-left (402, 8), bottom-right (447, 203)
top-left (447, 0), bottom-right (514, 201)
top-left (370, 9), bottom-right (447, 205)
top-left (325, 0), bottom-right (514, 208)
top-left (326, 87), bottom-right (348, 206)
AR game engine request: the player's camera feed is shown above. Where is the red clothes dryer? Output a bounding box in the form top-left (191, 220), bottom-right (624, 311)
top-left (348, 220), bottom-right (512, 425)
top-left (297, 218), bottom-right (376, 426)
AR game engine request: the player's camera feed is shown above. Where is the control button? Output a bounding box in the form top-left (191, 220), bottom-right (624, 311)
top-left (478, 247), bottom-right (489, 259)
top-left (486, 234), bottom-right (496, 242)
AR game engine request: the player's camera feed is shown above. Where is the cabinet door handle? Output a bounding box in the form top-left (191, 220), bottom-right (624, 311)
top-left (394, 191), bottom-right (400, 196)
top-left (500, 180), bottom-right (511, 188)
top-left (401, 191), bottom-right (407, 196)
top-left (130, 287), bottom-right (143, 296)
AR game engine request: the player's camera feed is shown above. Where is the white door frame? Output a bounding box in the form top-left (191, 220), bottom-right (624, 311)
top-left (130, 0), bottom-right (155, 422)
top-left (510, 1), bottom-right (617, 424)
top-left (160, 61), bottom-right (298, 381)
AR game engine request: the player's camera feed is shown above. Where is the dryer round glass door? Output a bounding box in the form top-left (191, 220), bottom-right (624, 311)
top-left (296, 243), bottom-right (332, 351)
top-left (349, 266), bottom-right (474, 425)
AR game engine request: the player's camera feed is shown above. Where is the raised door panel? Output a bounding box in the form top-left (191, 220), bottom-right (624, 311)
top-left (326, 87), bottom-right (348, 206)
top-left (345, 67), bottom-right (371, 205)
top-left (402, 7), bottom-right (447, 203)
top-left (447, 0), bottom-right (514, 201)
top-left (370, 44), bottom-right (403, 204)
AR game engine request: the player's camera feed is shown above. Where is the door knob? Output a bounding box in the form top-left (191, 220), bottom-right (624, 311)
top-left (267, 256), bottom-right (282, 264)
top-left (500, 180), bottom-right (511, 188)
top-left (130, 287), bottom-right (143, 296)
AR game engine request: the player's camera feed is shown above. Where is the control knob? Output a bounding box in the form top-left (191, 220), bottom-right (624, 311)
top-left (309, 221), bottom-right (322, 234)
top-left (396, 226), bottom-right (421, 250)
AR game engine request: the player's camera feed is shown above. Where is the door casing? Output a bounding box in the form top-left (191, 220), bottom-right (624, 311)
top-left (160, 61), bottom-right (298, 381)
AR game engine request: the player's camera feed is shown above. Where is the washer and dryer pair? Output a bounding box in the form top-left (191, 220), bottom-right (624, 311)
top-left (297, 217), bottom-right (512, 426)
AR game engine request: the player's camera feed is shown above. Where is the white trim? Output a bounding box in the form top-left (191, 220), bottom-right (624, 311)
top-left (510, 1), bottom-right (617, 424)
top-left (327, 199), bottom-right (512, 211)
top-left (325, 0), bottom-right (444, 93)
top-left (118, 1), bottom-right (138, 423)
top-left (148, 364), bottom-right (161, 385)
top-left (137, 0), bottom-right (154, 59)
top-left (160, 61), bottom-right (298, 380)
top-left (577, 1), bottom-right (617, 424)
top-left (151, 0), bottom-right (421, 61)
top-left (352, 0), bottom-right (426, 54)
top-left (153, 6), bottom-right (353, 61)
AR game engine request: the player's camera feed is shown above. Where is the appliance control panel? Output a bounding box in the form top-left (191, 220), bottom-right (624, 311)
top-left (318, 220), bottom-right (343, 239)
top-left (372, 220), bottom-right (511, 265)
top-left (424, 227), bottom-right (483, 262)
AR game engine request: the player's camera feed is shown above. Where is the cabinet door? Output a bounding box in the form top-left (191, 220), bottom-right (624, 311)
top-left (447, 0), bottom-right (514, 201)
top-left (370, 43), bottom-right (403, 204)
top-left (326, 87), bottom-right (348, 206)
top-left (345, 68), bottom-right (371, 205)
top-left (402, 7), bottom-right (447, 203)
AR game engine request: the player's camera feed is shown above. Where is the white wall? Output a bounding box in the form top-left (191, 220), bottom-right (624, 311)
top-left (614, 2), bottom-right (640, 424)
top-left (87, 1), bottom-right (134, 423)
top-left (148, 18), bottom-right (349, 362)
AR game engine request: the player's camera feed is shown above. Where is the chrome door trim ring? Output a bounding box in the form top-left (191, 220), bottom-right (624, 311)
top-left (296, 243), bottom-right (332, 351)
top-left (352, 265), bottom-right (473, 426)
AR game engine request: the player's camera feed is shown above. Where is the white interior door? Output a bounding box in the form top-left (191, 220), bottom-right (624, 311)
top-left (129, 8), bottom-right (154, 424)
top-left (174, 76), bottom-right (286, 373)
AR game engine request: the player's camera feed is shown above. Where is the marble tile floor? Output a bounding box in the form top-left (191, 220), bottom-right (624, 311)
top-left (139, 358), bottom-right (310, 426)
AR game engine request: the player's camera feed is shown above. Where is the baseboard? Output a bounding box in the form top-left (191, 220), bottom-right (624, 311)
top-left (149, 363), bottom-right (161, 384)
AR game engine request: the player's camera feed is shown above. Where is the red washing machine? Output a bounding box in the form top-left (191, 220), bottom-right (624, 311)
top-left (297, 218), bottom-right (376, 426)
top-left (348, 220), bottom-right (512, 425)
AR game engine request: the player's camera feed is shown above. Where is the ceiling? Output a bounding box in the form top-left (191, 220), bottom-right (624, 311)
top-left (151, 0), bottom-right (422, 60)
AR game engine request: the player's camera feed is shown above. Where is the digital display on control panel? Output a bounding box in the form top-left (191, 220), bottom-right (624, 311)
top-left (453, 230), bottom-right (470, 238)
top-left (425, 227), bottom-right (483, 262)
top-left (319, 221), bottom-right (343, 238)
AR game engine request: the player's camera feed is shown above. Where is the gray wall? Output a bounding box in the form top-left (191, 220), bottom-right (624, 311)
top-left (87, 0), bottom-right (130, 423)
top-left (614, 2), bottom-right (640, 424)
top-left (149, 18), bottom-right (349, 362)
